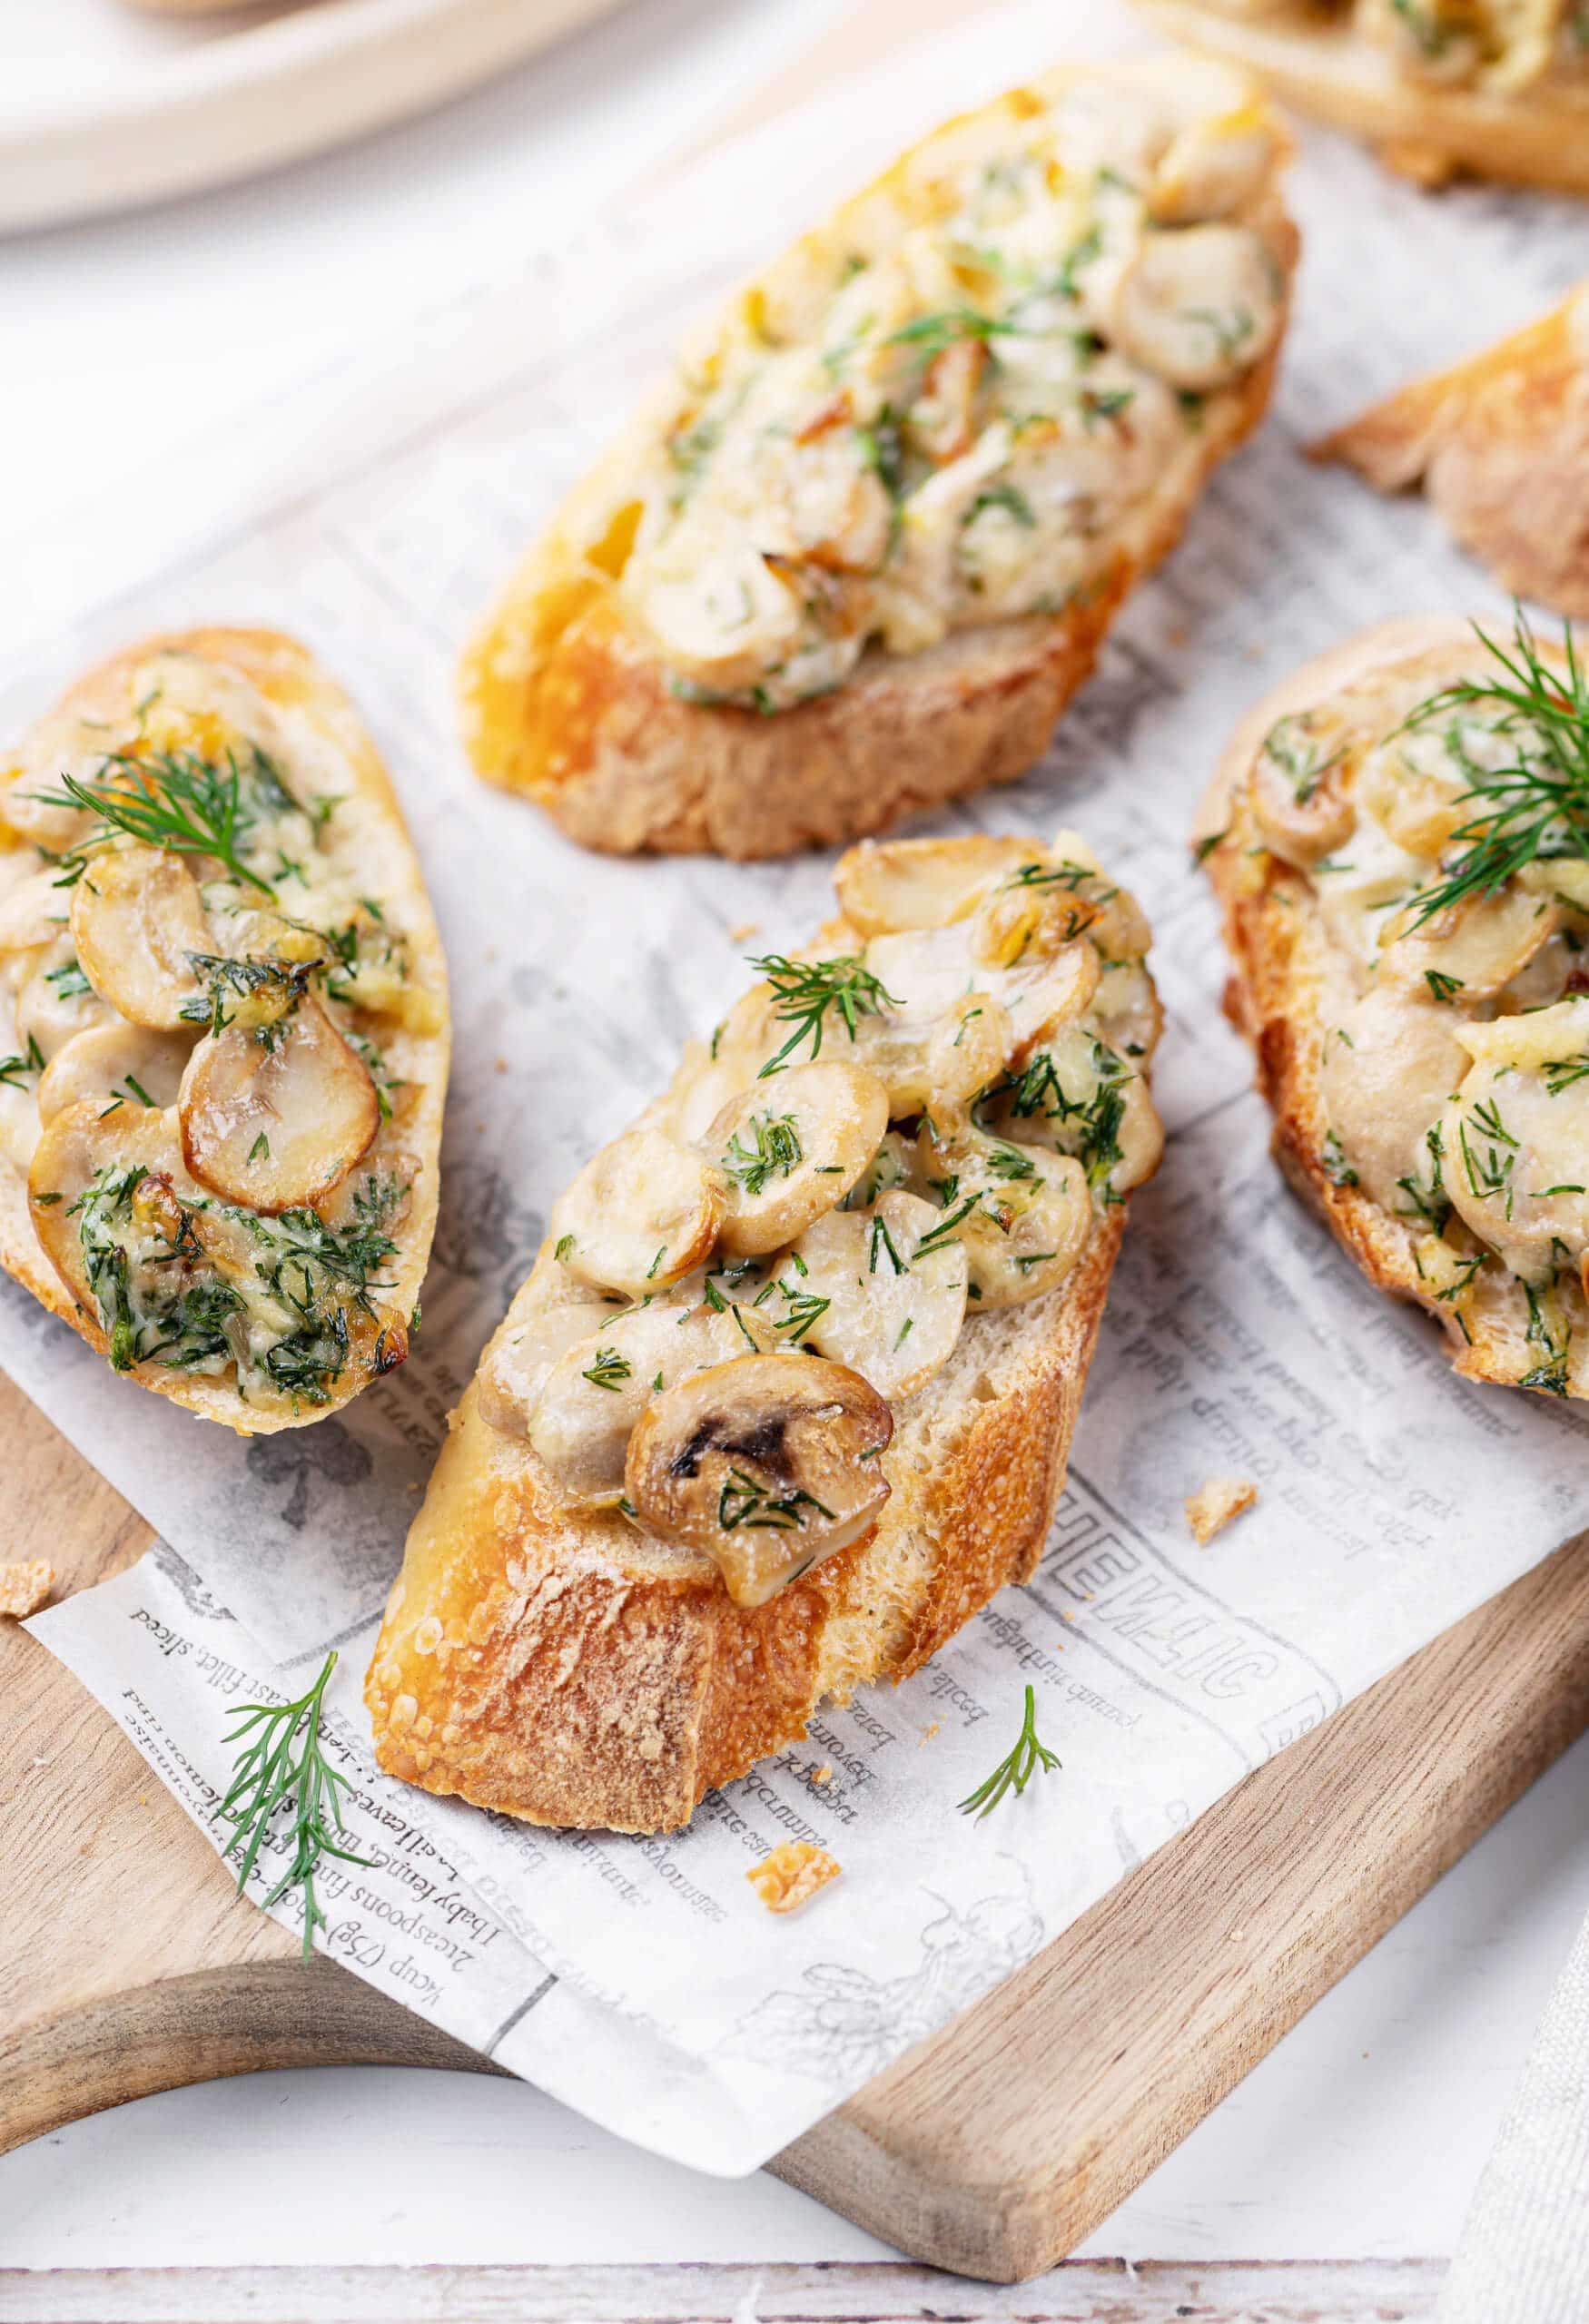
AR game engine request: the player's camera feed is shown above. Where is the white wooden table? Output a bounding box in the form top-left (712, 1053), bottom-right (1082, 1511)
top-left (1, 0), bottom-right (1583, 2312)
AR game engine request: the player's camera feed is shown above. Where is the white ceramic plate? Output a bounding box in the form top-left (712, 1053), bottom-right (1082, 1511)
top-left (0, 0), bottom-right (627, 233)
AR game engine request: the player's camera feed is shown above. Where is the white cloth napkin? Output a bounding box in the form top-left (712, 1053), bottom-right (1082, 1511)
top-left (1440, 1898), bottom-right (1589, 2322)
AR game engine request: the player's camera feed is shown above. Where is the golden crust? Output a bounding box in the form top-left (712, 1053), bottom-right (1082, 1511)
top-left (1199, 614), bottom-right (1589, 1399)
top-left (1138, 1), bottom-right (1589, 192)
top-left (0, 628), bottom-right (450, 1434)
top-left (1314, 284), bottom-right (1589, 618)
top-left (364, 1214), bottom-right (1125, 1832)
top-left (459, 64), bottom-right (1298, 862)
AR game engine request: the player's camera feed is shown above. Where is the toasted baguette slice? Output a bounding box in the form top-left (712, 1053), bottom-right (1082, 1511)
top-left (368, 829), bottom-right (1162, 1832)
top-left (0, 630), bottom-right (449, 1433)
top-left (460, 56), bottom-right (1297, 862)
top-left (1138, 1), bottom-right (1589, 192)
top-left (1201, 610), bottom-right (1589, 1401)
top-left (1314, 282), bottom-right (1589, 619)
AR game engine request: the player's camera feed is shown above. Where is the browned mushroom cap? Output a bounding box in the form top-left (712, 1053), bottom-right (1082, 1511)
top-left (69, 846), bottom-right (211, 1030)
top-left (706, 1061), bottom-right (890, 1256)
top-left (178, 990), bottom-right (380, 1213)
top-left (624, 1352), bottom-right (893, 1608)
top-left (37, 1023), bottom-right (192, 1124)
top-left (834, 835), bottom-right (1054, 938)
top-left (548, 1128), bottom-right (726, 1296)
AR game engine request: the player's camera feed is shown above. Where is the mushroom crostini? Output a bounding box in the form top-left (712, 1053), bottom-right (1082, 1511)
top-left (1137, 0), bottom-right (1589, 192)
top-left (367, 829), bottom-right (1162, 1832)
top-left (461, 55), bottom-right (1296, 860)
top-left (1202, 608), bottom-right (1589, 1399)
top-left (0, 631), bottom-right (449, 1430)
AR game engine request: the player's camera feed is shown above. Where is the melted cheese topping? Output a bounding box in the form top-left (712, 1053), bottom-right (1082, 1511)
top-left (0, 648), bottom-right (442, 1416)
top-left (609, 66), bottom-right (1288, 712)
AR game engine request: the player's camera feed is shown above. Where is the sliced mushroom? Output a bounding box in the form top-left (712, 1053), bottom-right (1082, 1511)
top-left (978, 1024), bottom-right (1164, 1206)
top-left (907, 339), bottom-right (987, 465)
top-left (0, 870), bottom-right (71, 956)
top-left (706, 1061), bottom-right (889, 1256)
top-left (37, 1023), bottom-right (192, 1124)
top-left (68, 845), bottom-right (211, 1030)
top-left (15, 934), bottom-right (113, 1061)
top-left (477, 1282), bottom-right (624, 1441)
top-left (528, 1296), bottom-right (771, 1509)
top-left (854, 922), bottom-right (1096, 1111)
top-left (783, 1190), bottom-right (968, 1400)
top-left (1379, 885), bottom-right (1559, 1002)
top-left (1249, 712), bottom-right (1357, 867)
top-left (1109, 223), bottom-right (1281, 392)
top-left (927, 1137), bottom-right (1092, 1310)
top-left (926, 993), bottom-right (1014, 1116)
top-left (624, 1352), bottom-right (893, 1607)
top-left (548, 1128), bottom-right (726, 1296)
top-left (1150, 107), bottom-right (1282, 224)
top-left (833, 835), bottom-right (1035, 938)
top-left (178, 990), bottom-right (380, 1213)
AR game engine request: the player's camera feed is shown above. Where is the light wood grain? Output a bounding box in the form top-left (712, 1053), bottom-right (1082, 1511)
top-left (0, 2257), bottom-right (1447, 2322)
top-left (8, 1363), bottom-right (1589, 2279)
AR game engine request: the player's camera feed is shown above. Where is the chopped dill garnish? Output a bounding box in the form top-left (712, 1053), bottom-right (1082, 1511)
top-left (750, 952), bottom-right (899, 1078)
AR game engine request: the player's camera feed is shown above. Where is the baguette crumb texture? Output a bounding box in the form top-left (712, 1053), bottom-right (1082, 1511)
top-left (1138, 1), bottom-right (1589, 193)
top-left (460, 55), bottom-right (1297, 862)
top-left (368, 830), bottom-right (1160, 1832)
top-left (1314, 282), bottom-right (1589, 619)
top-left (1202, 612), bottom-right (1589, 1404)
top-left (0, 1560), bottom-right (54, 1619)
top-left (1184, 1476), bottom-right (1258, 1544)
top-left (748, 1841), bottom-right (842, 1914)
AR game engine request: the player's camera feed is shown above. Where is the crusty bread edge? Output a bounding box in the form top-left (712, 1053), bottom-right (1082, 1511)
top-left (364, 1203), bottom-right (1129, 1834)
top-left (1138, 1), bottom-right (1589, 192)
top-left (0, 627), bottom-right (451, 1436)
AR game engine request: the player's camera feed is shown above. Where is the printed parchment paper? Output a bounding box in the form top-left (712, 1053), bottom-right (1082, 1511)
top-left (10, 0), bottom-right (1589, 2177)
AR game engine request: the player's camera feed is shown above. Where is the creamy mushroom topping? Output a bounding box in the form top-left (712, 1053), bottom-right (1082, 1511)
top-left (481, 828), bottom-right (1161, 1605)
top-left (607, 67), bottom-right (1288, 713)
top-left (0, 648), bottom-right (441, 1412)
top-left (1220, 611), bottom-right (1589, 1393)
top-left (1195, 0), bottom-right (1589, 92)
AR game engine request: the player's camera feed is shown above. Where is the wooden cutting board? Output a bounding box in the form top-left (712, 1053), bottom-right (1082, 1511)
top-left (9, 1368), bottom-right (1589, 2283)
top-left (7, 0), bottom-right (1589, 2287)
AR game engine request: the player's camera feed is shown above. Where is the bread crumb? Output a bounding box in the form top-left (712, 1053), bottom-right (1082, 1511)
top-left (747, 1841), bottom-right (841, 1915)
top-left (1061, 1609), bottom-right (1076, 1622)
top-left (812, 1763), bottom-right (833, 1787)
top-left (920, 1721), bottom-right (940, 1744)
top-left (729, 921), bottom-right (759, 944)
top-left (494, 1058), bottom-right (508, 1075)
top-left (0, 1561), bottom-right (54, 1618)
top-left (1185, 1477), bottom-right (1258, 1546)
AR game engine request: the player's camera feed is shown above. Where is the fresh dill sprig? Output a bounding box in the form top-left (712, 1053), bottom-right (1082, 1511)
top-left (1400, 608), bottom-right (1589, 929)
top-left (957, 1684), bottom-right (1061, 1818)
top-left (581, 1345), bottom-right (632, 1392)
top-left (721, 1109), bottom-right (803, 1195)
top-left (213, 1650), bottom-right (370, 1959)
top-left (750, 952), bottom-right (899, 1078)
top-left (41, 746), bottom-right (281, 899)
